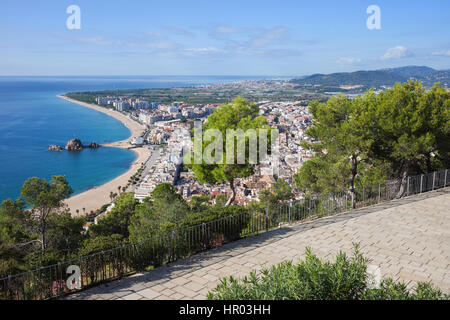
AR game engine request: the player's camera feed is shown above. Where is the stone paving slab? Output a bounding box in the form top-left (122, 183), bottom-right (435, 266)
top-left (67, 188), bottom-right (450, 300)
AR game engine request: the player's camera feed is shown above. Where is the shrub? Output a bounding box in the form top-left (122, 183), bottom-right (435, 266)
top-left (77, 234), bottom-right (126, 283)
top-left (207, 244), bottom-right (449, 300)
top-left (127, 235), bottom-right (170, 271)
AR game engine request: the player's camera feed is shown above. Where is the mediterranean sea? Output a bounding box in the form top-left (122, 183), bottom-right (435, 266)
top-left (0, 76), bottom-right (265, 203)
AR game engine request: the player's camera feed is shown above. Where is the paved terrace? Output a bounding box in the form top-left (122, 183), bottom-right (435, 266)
top-left (68, 188), bottom-right (450, 300)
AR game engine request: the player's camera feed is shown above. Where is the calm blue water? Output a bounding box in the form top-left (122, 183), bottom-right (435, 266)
top-left (0, 76), bottom-right (266, 202)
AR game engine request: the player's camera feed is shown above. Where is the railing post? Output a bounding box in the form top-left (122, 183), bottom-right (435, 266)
top-left (328, 195), bottom-right (331, 215)
top-left (265, 207), bottom-right (269, 232)
top-left (202, 223), bottom-right (206, 250)
top-left (362, 186), bottom-right (365, 204)
top-left (57, 262), bottom-right (62, 296)
top-left (445, 169), bottom-right (448, 187)
top-left (406, 177), bottom-right (410, 196)
top-left (288, 203), bottom-right (292, 224)
top-left (420, 174), bottom-right (424, 193)
top-left (7, 275), bottom-right (12, 300)
top-left (171, 230), bottom-right (176, 261)
top-left (432, 171), bottom-right (436, 190)
top-left (378, 183), bottom-right (381, 203)
top-left (101, 250), bottom-right (105, 281)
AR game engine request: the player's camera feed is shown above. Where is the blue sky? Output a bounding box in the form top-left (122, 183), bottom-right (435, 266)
top-left (1, 0), bottom-right (449, 76)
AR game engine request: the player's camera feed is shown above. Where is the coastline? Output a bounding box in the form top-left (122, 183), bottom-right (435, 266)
top-left (57, 95), bottom-right (150, 217)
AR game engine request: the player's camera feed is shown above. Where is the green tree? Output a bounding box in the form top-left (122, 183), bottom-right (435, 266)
top-left (187, 97), bottom-right (271, 206)
top-left (77, 234), bottom-right (125, 283)
top-left (128, 184), bottom-right (189, 242)
top-left (20, 176), bottom-right (73, 250)
top-left (150, 183), bottom-right (182, 202)
top-left (24, 248), bottom-right (62, 270)
top-left (45, 212), bottom-right (86, 256)
top-left (367, 81), bottom-right (449, 196)
top-left (423, 83), bottom-right (450, 170)
top-left (189, 195), bottom-right (211, 211)
top-left (294, 154), bottom-right (348, 195)
top-left (295, 93), bottom-right (375, 207)
top-left (214, 194), bottom-right (227, 207)
top-left (0, 199), bottom-right (30, 276)
top-left (0, 245), bottom-right (23, 277)
top-left (0, 199), bottom-right (30, 246)
top-left (89, 192), bottom-right (137, 238)
top-left (78, 234), bottom-right (124, 256)
top-left (259, 178), bottom-right (294, 206)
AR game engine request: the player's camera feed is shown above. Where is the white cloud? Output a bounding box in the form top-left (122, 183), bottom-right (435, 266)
top-left (337, 57), bottom-right (362, 65)
top-left (250, 27), bottom-right (287, 47)
top-left (183, 47), bottom-right (221, 55)
top-left (432, 50), bottom-right (450, 57)
top-left (63, 34), bottom-right (178, 51)
top-left (165, 26), bottom-right (195, 37)
top-left (209, 25), bottom-right (248, 40)
top-left (215, 25), bottom-right (245, 34)
top-left (381, 46), bottom-right (413, 60)
top-left (76, 36), bottom-right (123, 46)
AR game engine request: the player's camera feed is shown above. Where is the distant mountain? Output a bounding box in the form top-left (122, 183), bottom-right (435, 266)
top-left (292, 71), bottom-right (407, 87)
top-left (290, 66), bottom-right (449, 90)
top-left (381, 66), bottom-right (437, 79)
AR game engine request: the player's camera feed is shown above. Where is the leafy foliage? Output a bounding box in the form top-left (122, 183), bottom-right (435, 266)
top-left (78, 234), bottom-right (124, 257)
top-left (20, 176), bottom-right (73, 250)
top-left (295, 81), bottom-right (449, 201)
top-left (259, 178), bottom-right (294, 207)
top-left (89, 192), bottom-right (138, 238)
top-left (128, 183), bottom-right (188, 242)
top-left (187, 96), bottom-right (271, 205)
top-left (128, 182), bottom-right (249, 243)
top-left (208, 244), bottom-right (449, 300)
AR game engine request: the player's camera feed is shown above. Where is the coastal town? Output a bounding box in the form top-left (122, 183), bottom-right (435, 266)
top-left (60, 67), bottom-right (450, 217)
top-left (87, 91), bottom-right (315, 209)
top-left (3, 0), bottom-right (450, 304)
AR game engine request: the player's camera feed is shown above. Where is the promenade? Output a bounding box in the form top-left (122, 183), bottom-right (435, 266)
top-left (67, 187), bottom-right (450, 300)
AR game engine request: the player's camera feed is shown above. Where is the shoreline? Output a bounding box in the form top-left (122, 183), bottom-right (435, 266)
top-left (57, 95), bottom-right (150, 217)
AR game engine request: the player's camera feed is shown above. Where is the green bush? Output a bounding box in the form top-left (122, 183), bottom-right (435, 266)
top-left (207, 244), bottom-right (449, 300)
top-left (77, 234), bottom-right (126, 282)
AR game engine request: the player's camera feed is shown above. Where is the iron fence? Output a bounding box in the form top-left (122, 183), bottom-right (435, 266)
top-left (0, 169), bottom-right (448, 300)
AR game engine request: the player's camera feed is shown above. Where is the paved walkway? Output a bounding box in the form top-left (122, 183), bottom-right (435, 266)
top-left (68, 188), bottom-right (450, 300)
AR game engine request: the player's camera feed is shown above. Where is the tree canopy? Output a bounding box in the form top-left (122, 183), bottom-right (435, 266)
top-left (20, 176), bottom-right (73, 250)
top-left (259, 178), bottom-right (294, 207)
top-left (187, 96), bottom-right (271, 205)
top-left (295, 81), bottom-right (449, 201)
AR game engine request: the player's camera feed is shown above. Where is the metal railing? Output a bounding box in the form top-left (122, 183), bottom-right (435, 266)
top-left (0, 169), bottom-right (448, 300)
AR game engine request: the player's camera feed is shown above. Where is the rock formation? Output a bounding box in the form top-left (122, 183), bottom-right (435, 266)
top-left (65, 139), bottom-right (84, 151)
top-left (48, 145), bottom-right (63, 151)
top-left (48, 139), bottom-right (101, 152)
top-left (86, 142), bottom-right (100, 149)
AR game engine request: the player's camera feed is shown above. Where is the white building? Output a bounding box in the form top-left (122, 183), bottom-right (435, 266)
top-left (131, 136), bottom-right (145, 146)
top-left (116, 101), bottom-right (131, 111)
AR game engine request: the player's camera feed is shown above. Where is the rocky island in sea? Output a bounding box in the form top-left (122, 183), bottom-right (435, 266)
top-left (49, 138), bottom-right (101, 152)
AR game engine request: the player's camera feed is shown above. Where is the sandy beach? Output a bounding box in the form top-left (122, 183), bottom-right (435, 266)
top-left (57, 95), bottom-right (150, 217)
